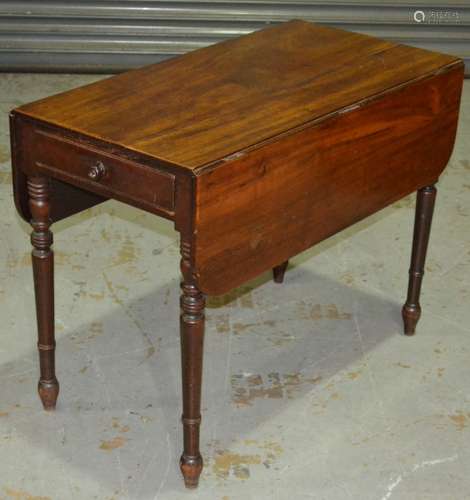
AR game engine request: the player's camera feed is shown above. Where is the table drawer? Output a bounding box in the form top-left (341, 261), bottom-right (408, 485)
top-left (31, 128), bottom-right (175, 214)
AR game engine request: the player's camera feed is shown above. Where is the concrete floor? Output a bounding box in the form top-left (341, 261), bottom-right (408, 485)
top-left (0, 74), bottom-right (469, 500)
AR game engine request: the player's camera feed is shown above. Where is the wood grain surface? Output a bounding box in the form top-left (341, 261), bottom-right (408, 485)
top-left (13, 20), bottom-right (460, 170)
top-left (192, 64), bottom-right (464, 295)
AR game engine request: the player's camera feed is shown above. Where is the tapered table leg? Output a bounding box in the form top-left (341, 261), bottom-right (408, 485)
top-left (27, 176), bottom-right (59, 410)
top-left (179, 241), bottom-right (205, 488)
top-left (402, 185), bottom-right (437, 336)
top-left (273, 260), bottom-right (289, 283)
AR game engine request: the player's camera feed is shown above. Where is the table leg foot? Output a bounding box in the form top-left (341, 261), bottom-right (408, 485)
top-left (273, 260), bottom-right (288, 283)
top-left (28, 176), bottom-right (59, 410)
top-left (402, 304), bottom-right (421, 336)
top-left (179, 241), bottom-right (205, 488)
top-left (180, 453), bottom-right (203, 489)
top-left (38, 379), bottom-right (59, 410)
top-left (402, 185), bottom-right (436, 336)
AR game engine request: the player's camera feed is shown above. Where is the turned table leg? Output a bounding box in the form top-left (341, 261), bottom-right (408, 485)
top-left (27, 176), bottom-right (59, 410)
top-left (179, 242), bottom-right (205, 488)
top-left (402, 185), bottom-right (437, 336)
top-left (273, 260), bottom-right (289, 283)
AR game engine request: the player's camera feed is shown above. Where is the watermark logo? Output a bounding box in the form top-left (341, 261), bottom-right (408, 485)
top-left (413, 10), bottom-right (426, 23)
top-left (412, 10), bottom-right (460, 24)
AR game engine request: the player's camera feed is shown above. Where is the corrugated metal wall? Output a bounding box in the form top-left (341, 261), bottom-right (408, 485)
top-left (0, 1), bottom-right (468, 74)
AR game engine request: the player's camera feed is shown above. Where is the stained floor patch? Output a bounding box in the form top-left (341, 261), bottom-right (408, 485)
top-left (295, 302), bottom-right (352, 320)
top-left (99, 436), bottom-right (127, 451)
top-left (0, 145), bottom-right (10, 163)
top-left (210, 440), bottom-right (283, 480)
top-left (3, 488), bottom-right (51, 500)
top-left (448, 412), bottom-right (470, 431)
top-left (231, 371), bottom-right (322, 406)
top-left (0, 171), bottom-right (12, 184)
top-left (112, 236), bottom-right (140, 266)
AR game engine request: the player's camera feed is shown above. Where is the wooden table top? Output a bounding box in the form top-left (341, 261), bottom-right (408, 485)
top-left (15, 20), bottom-right (460, 172)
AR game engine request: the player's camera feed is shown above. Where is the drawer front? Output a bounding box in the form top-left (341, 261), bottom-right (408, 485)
top-left (31, 128), bottom-right (175, 215)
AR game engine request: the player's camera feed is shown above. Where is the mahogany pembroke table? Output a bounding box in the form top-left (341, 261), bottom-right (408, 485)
top-left (9, 20), bottom-right (464, 488)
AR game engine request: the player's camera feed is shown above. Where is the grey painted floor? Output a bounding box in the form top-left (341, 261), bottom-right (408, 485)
top-left (0, 74), bottom-right (469, 500)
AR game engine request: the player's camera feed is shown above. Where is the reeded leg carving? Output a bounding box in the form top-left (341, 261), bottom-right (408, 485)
top-left (27, 176), bottom-right (59, 410)
top-left (179, 241), bottom-right (205, 488)
top-left (402, 185), bottom-right (437, 336)
top-left (272, 260), bottom-right (289, 283)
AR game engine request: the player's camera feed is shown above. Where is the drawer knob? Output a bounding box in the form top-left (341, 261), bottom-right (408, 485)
top-left (88, 161), bottom-right (106, 181)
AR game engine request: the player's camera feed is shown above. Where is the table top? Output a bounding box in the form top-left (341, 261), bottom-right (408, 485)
top-left (15, 20), bottom-right (460, 172)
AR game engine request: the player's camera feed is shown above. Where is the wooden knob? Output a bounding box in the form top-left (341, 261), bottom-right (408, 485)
top-left (88, 161), bottom-right (106, 181)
